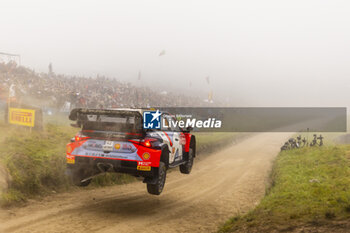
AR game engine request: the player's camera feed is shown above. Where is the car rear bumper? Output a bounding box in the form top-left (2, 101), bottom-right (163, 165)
top-left (67, 155), bottom-right (156, 177)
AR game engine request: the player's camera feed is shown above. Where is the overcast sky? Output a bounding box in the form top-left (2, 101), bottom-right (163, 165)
top-left (0, 0), bottom-right (349, 106)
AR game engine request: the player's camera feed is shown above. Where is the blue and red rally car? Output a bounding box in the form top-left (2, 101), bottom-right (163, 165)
top-left (66, 108), bottom-right (196, 195)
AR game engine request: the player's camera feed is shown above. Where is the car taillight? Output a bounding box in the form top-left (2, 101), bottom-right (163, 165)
top-left (129, 138), bottom-right (157, 148)
top-left (75, 134), bottom-right (90, 142)
top-left (141, 138), bottom-right (157, 147)
top-left (143, 140), bottom-right (152, 147)
top-left (66, 144), bottom-right (74, 154)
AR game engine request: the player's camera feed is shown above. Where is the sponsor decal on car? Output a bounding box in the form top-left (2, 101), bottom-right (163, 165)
top-left (142, 152), bottom-right (150, 160)
top-left (137, 166), bottom-right (151, 171)
top-left (85, 141), bottom-right (103, 149)
top-left (66, 155), bottom-right (75, 164)
top-left (114, 143), bottom-right (121, 150)
top-left (138, 161), bottom-right (151, 166)
top-left (122, 143), bottom-right (133, 150)
top-left (137, 161), bottom-right (152, 171)
top-left (103, 140), bottom-right (114, 151)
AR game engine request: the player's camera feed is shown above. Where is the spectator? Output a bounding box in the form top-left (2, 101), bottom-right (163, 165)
top-left (0, 62), bottom-right (208, 110)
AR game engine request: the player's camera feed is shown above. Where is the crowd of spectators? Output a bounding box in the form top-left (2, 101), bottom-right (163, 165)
top-left (0, 62), bottom-right (206, 111)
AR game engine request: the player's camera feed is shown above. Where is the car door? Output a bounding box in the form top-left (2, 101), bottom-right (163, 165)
top-left (158, 113), bottom-right (182, 164)
top-left (169, 115), bottom-right (185, 163)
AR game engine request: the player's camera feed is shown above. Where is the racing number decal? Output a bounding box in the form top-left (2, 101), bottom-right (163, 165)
top-left (158, 114), bottom-right (184, 164)
top-left (160, 131), bottom-right (183, 164)
top-left (157, 131), bottom-right (173, 164)
top-left (180, 132), bottom-right (186, 145)
top-left (103, 141), bottom-right (114, 151)
top-left (172, 132), bottom-right (183, 162)
top-left (161, 131), bottom-right (175, 163)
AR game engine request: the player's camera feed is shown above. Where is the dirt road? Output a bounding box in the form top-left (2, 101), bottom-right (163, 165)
top-left (0, 133), bottom-right (290, 233)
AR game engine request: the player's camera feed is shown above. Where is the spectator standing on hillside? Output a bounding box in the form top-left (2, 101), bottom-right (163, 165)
top-left (48, 63), bottom-right (53, 74)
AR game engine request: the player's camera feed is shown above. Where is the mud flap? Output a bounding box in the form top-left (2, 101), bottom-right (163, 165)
top-left (143, 167), bottom-right (159, 184)
top-left (143, 176), bottom-right (158, 185)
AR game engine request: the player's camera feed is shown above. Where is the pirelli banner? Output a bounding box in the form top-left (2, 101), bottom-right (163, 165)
top-left (9, 108), bottom-right (36, 127)
top-left (6, 103), bottom-right (43, 130)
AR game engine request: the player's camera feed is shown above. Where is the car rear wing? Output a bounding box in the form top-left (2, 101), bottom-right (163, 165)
top-left (69, 108), bottom-right (142, 121)
top-left (69, 108), bottom-right (144, 131)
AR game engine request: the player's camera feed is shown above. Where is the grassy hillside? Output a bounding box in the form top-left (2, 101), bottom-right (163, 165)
top-left (195, 132), bottom-right (244, 155)
top-left (0, 123), bottom-right (76, 204)
top-left (219, 145), bottom-right (350, 232)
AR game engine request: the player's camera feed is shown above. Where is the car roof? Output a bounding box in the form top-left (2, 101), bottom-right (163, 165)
top-left (105, 108), bottom-right (163, 114)
top-left (105, 108), bottom-right (143, 114)
top-left (69, 108), bottom-right (169, 121)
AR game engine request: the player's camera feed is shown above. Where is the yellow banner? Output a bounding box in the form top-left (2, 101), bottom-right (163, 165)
top-left (8, 108), bottom-right (35, 127)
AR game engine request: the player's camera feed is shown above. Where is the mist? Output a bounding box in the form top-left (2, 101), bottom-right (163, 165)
top-left (0, 0), bottom-right (349, 107)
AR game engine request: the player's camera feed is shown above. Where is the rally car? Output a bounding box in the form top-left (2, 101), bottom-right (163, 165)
top-left (66, 108), bottom-right (196, 195)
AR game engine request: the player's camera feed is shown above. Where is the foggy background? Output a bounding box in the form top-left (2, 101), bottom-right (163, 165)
top-left (0, 0), bottom-right (349, 107)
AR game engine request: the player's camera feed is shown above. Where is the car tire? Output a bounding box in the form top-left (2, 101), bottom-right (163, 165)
top-left (180, 146), bottom-right (194, 174)
top-left (147, 161), bottom-right (167, 195)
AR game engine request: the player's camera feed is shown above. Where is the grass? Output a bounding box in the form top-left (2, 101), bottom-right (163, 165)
top-left (219, 145), bottom-right (350, 232)
top-left (195, 133), bottom-right (237, 147)
top-left (195, 132), bottom-right (244, 155)
top-left (0, 124), bottom-right (76, 205)
top-left (0, 123), bottom-right (141, 206)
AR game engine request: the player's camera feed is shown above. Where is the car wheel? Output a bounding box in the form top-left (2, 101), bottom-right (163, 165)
top-left (180, 147), bottom-right (194, 174)
top-left (147, 161), bottom-right (167, 195)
